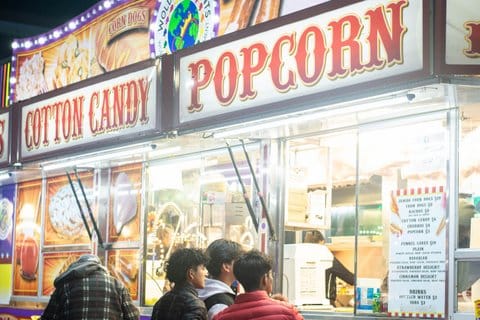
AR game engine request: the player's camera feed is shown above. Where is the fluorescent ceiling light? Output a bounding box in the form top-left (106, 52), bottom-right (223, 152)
top-left (41, 144), bottom-right (156, 171)
top-left (213, 94), bottom-right (416, 138)
top-left (149, 146), bottom-right (181, 157)
top-left (0, 172), bottom-right (11, 181)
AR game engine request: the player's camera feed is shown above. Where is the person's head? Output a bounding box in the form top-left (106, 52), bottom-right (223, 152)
top-left (165, 248), bottom-right (208, 289)
top-left (205, 239), bottom-right (243, 283)
top-left (233, 250), bottom-right (273, 294)
top-left (304, 230), bottom-right (325, 244)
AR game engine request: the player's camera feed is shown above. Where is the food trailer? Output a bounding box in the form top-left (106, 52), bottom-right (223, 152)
top-left (0, 0), bottom-right (480, 319)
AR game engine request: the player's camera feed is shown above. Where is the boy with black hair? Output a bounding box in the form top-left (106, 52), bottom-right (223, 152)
top-left (197, 239), bottom-right (243, 320)
top-left (152, 248), bottom-right (208, 320)
top-left (213, 250), bottom-right (303, 320)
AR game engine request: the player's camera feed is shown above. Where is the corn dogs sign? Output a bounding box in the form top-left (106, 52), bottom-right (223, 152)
top-left (179, 0), bottom-right (424, 123)
top-left (20, 65), bottom-right (158, 159)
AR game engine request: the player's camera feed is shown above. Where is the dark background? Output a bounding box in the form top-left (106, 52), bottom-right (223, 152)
top-left (0, 0), bottom-right (99, 62)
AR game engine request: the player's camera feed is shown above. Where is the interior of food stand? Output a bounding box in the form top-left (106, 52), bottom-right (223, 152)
top-left (4, 83), bottom-right (480, 314)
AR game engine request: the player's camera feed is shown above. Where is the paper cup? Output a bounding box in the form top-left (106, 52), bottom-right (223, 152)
top-left (475, 299), bottom-right (480, 320)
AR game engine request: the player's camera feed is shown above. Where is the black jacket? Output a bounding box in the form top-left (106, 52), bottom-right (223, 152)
top-left (151, 282), bottom-right (207, 320)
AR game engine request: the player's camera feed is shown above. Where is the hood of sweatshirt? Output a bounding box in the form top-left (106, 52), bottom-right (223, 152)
top-left (54, 254), bottom-right (108, 288)
top-left (197, 278), bottom-right (235, 300)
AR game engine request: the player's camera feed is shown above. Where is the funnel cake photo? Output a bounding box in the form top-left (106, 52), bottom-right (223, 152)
top-left (48, 183), bottom-right (87, 240)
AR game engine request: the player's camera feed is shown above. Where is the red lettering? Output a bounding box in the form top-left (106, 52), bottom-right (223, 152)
top-left (184, 1), bottom-right (408, 112)
top-left (297, 26), bottom-right (327, 85)
top-left (188, 59), bottom-right (213, 112)
top-left (125, 80), bottom-right (138, 126)
top-left (465, 22), bottom-right (480, 57)
top-left (240, 43), bottom-right (268, 100)
top-left (41, 105), bottom-right (51, 146)
top-left (33, 109), bottom-right (41, 148)
top-left (53, 102), bottom-right (62, 143)
top-left (113, 84), bottom-right (125, 128)
top-left (214, 51), bottom-right (239, 106)
top-left (328, 15), bottom-right (363, 78)
top-left (365, 0), bottom-right (408, 68)
top-left (72, 96), bottom-right (84, 139)
top-left (138, 78), bottom-right (150, 124)
top-left (101, 88), bottom-right (111, 131)
top-left (24, 112), bottom-right (33, 150)
top-left (270, 33), bottom-right (296, 92)
top-left (62, 100), bottom-right (71, 141)
top-left (89, 92), bottom-right (100, 135)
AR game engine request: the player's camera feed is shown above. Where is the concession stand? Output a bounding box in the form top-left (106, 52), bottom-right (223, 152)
top-left (1, 0), bottom-right (480, 319)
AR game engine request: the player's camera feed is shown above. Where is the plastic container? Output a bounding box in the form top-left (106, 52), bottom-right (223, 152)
top-left (356, 278), bottom-right (382, 313)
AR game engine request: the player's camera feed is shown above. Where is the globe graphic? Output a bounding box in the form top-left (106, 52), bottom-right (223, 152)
top-left (167, 1), bottom-right (200, 52)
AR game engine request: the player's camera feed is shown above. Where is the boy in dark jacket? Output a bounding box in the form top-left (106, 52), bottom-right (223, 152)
top-left (152, 248), bottom-right (208, 320)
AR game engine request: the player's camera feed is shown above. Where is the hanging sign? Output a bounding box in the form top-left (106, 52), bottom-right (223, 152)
top-left (388, 187), bottom-right (446, 318)
top-left (178, 0), bottom-right (425, 124)
top-left (19, 64), bottom-right (158, 160)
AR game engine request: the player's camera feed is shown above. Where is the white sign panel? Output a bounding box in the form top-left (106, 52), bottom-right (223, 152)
top-left (445, 0), bottom-right (480, 65)
top-left (179, 0), bottom-right (424, 124)
top-left (388, 187), bottom-right (446, 318)
top-left (0, 113), bottom-right (8, 163)
top-left (20, 66), bottom-right (158, 158)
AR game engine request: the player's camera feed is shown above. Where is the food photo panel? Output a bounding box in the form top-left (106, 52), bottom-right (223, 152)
top-left (107, 249), bottom-right (139, 300)
top-left (108, 164), bottom-right (142, 243)
top-left (42, 250), bottom-right (91, 296)
top-left (13, 180), bottom-right (42, 296)
top-left (44, 173), bottom-right (95, 246)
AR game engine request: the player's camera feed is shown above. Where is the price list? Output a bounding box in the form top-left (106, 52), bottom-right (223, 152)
top-left (388, 188), bottom-right (446, 317)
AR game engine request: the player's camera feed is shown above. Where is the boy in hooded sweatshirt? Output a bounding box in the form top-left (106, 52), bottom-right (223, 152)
top-left (197, 239), bottom-right (243, 320)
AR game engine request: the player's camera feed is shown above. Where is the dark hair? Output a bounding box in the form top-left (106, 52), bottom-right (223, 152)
top-left (233, 250), bottom-right (272, 292)
top-left (205, 239), bottom-right (242, 278)
top-left (165, 248), bottom-right (208, 284)
top-left (304, 230), bottom-right (325, 243)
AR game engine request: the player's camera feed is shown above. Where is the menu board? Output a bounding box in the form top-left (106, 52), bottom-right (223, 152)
top-left (44, 173), bottom-right (95, 246)
top-left (42, 250), bottom-right (90, 296)
top-left (107, 249), bottom-right (140, 300)
top-left (108, 164), bottom-right (142, 243)
top-left (13, 180), bottom-right (42, 296)
top-left (388, 187), bottom-right (446, 318)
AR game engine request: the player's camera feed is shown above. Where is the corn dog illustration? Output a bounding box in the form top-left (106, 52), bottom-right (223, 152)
top-left (253, 0), bottom-right (281, 25)
top-left (436, 216), bottom-right (446, 236)
top-left (390, 222), bottom-right (403, 236)
top-left (390, 191), bottom-right (399, 217)
top-left (224, 0), bottom-right (256, 33)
